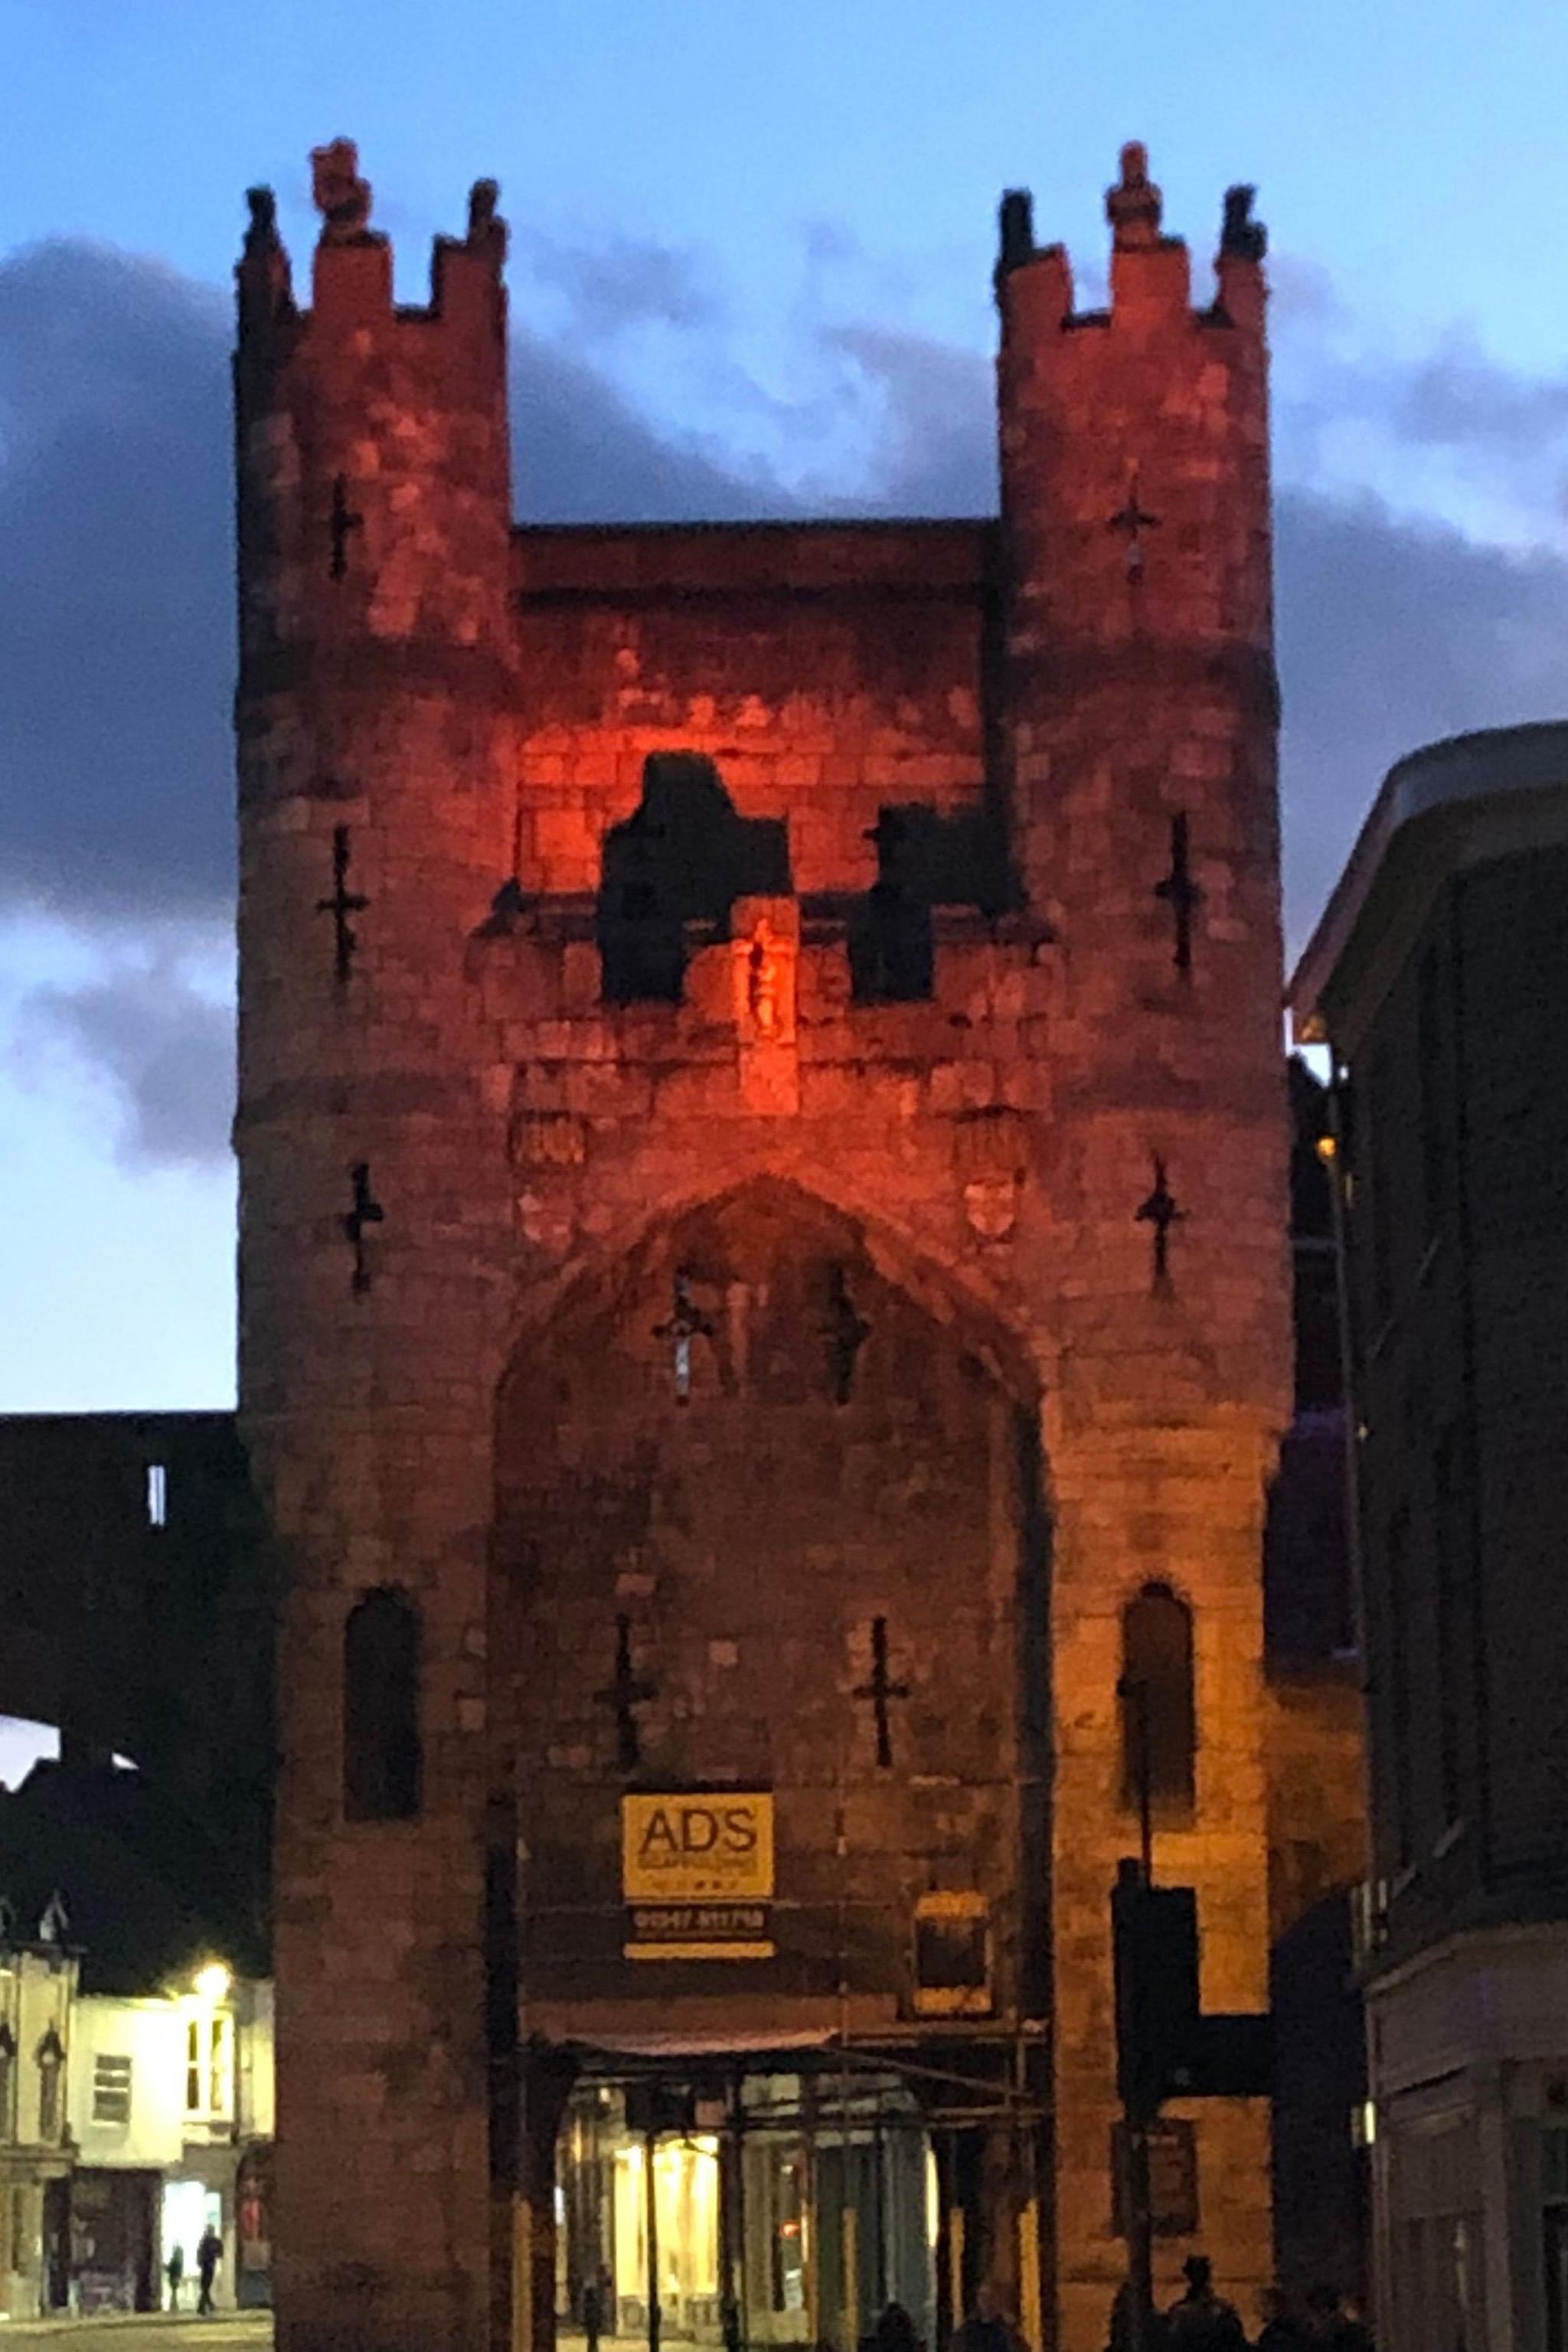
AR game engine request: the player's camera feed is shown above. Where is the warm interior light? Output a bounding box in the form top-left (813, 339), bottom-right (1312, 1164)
top-left (193, 1961), bottom-right (231, 2003)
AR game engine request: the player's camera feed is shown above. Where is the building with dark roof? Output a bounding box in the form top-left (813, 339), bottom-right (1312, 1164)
top-left (1292, 720), bottom-right (1568, 2352)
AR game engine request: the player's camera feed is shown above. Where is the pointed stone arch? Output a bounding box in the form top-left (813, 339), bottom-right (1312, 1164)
top-left (499, 1171), bottom-right (1042, 1418)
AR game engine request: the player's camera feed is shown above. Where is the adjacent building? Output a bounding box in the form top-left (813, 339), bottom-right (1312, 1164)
top-left (1292, 720), bottom-right (1568, 2352)
top-left (68, 1966), bottom-right (274, 2314)
top-left (0, 1932), bottom-right (77, 2319)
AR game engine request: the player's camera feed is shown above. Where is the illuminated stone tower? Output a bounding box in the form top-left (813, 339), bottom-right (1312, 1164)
top-left (995, 146), bottom-right (1285, 2344)
top-left (234, 143), bottom-right (518, 2352)
top-left (234, 141), bottom-right (1289, 2352)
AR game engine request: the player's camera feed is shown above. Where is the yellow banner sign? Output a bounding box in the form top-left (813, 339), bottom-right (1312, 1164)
top-left (622, 1792), bottom-right (775, 1902)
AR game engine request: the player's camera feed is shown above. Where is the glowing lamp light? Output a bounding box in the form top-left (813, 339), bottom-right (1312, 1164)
top-left (193, 1961), bottom-right (232, 2003)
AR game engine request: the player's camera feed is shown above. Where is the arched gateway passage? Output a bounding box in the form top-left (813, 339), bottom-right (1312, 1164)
top-left (492, 1183), bottom-right (1052, 2352)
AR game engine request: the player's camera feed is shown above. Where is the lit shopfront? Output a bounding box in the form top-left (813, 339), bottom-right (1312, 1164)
top-left (557, 2068), bottom-right (936, 2350)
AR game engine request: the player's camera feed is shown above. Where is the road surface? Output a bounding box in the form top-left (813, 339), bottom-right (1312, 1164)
top-left (1, 2318), bottom-right (271, 2352)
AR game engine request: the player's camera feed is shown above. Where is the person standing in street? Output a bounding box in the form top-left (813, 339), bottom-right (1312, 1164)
top-left (165, 2243), bottom-right (185, 2313)
top-left (1304, 2285), bottom-right (1374, 2350)
top-left (951, 2281), bottom-right (1030, 2352)
top-left (1165, 2255), bottom-right (1248, 2351)
top-left (196, 2223), bottom-right (223, 2316)
top-left (1257, 2285), bottom-right (1310, 2350)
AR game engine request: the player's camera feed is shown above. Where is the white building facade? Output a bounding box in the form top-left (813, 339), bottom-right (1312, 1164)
top-left (67, 1968), bottom-right (273, 2313)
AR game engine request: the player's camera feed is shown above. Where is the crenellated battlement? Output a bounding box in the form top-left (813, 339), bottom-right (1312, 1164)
top-left (997, 139), bottom-right (1266, 340)
top-left (233, 139), bottom-right (514, 683)
top-left (237, 140), bottom-right (506, 360)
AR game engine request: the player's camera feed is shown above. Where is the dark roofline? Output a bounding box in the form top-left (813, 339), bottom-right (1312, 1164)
top-left (511, 515), bottom-right (995, 540)
top-left (1289, 719), bottom-right (1568, 1041)
top-left (0, 1410), bottom-right (236, 1432)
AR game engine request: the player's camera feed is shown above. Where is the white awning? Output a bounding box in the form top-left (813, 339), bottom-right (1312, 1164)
top-left (568, 2030), bottom-right (836, 2060)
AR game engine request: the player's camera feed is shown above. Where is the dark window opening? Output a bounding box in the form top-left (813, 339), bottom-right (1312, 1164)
top-left (343, 1588), bottom-right (423, 1822)
top-left (0, 2024), bottom-right (15, 2139)
top-left (1366, 1044), bottom-right (1396, 1328)
top-left (1120, 1583), bottom-right (1196, 1815)
top-left (912, 1895), bottom-right (993, 2017)
top-left (915, 1913), bottom-right (988, 1991)
top-left (1287, 1055), bottom-right (1341, 1412)
top-left (597, 753), bottom-right (791, 1004)
top-left (37, 2030), bottom-right (63, 2141)
top-left (1418, 938), bottom-right (1451, 1240)
top-left (850, 804), bottom-right (1008, 1004)
top-left (1434, 1429), bottom-right (1468, 1825)
top-left (1386, 1507), bottom-right (1415, 1870)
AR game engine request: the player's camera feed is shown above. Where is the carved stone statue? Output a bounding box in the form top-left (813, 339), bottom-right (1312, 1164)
top-left (746, 921), bottom-right (782, 1038)
top-left (243, 186), bottom-right (279, 258)
top-left (997, 188), bottom-right (1035, 276)
top-left (1220, 185), bottom-right (1268, 263)
top-left (467, 177), bottom-right (507, 264)
top-left (1106, 140), bottom-right (1164, 248)
top-left (311, 139), bottom-right (372, 242)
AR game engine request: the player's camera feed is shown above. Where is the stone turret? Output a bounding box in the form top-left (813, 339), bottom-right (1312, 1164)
top-left (234, 143), bottom-right (517, 2352)
top-left (995, 146), bottom-right (1288, 2346)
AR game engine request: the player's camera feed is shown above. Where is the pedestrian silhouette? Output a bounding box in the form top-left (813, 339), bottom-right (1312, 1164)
top-left (1165, 2256), bottom-right (1247, 2352)
top-left (196, 2223), bottom-right (222, 2315)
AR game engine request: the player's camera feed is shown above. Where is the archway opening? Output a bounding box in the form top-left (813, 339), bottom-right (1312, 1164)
top-left (493, 1181), bottom-right (1050, 2352)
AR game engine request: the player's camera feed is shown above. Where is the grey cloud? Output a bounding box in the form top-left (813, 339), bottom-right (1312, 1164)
top-left (5, 232), bottom-right (1568, 1159)
top-left (822, 325), bottom-right (997, 514)
top-left (1276, 325), bottom-right (1568, 524)
top-left (0, 237), bottom-right (787, 929)
top-left (26, 946), bottom-right (233, 1167)
top-left (1266, 253), bottom-right (1344, 328)
top-left (1276, 489), bottom-right (1568, 949)
top-left (511, 335), bottom-right (790, 524)
top-left (514, 227), bottom-right (720, 335)
top-left (0, 241), bottom-right (235, 922)
top-left (1396, 339), bottom-right (1568, 455)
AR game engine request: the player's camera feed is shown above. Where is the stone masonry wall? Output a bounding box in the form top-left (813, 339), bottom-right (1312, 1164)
top-left (236, 142), bottom-right (1292, 2352)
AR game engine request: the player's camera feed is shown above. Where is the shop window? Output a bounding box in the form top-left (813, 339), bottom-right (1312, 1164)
top-left (1119, 1583), bottom-right (1196, 1815)
top-left (92, 2053), bottom-right (132, 2126)
top-left (763, 2147), bottom-right (806, 2313)
top-left (343, 1588), bottom-right (422, 1822)
top-left (185, 2011), bottom-right (232, 2119)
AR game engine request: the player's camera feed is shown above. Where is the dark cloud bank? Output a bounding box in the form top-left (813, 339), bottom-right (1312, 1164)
top-left (4, 234), bottom-right (1566, 1166)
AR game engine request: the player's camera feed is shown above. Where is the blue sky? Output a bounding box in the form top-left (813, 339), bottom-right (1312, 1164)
top-left (5, 0), bottom-right (1568, 1413)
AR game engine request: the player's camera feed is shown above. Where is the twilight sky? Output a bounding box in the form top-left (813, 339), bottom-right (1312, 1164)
top-left (4, 0), bottom-right (1568, 1412)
